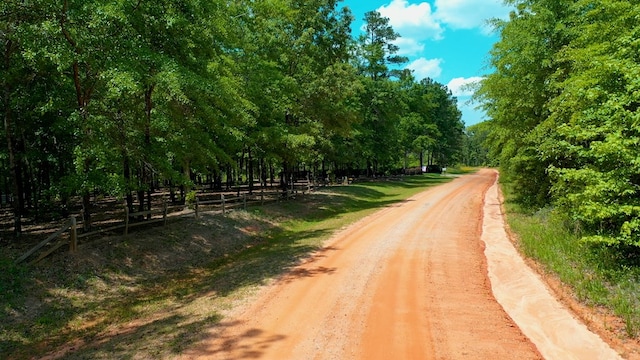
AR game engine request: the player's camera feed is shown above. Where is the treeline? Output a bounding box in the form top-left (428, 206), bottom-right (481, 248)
top-left (1, 1), bottom-right (463, 238)
top-left (476, 0), bottom-right (640, 247)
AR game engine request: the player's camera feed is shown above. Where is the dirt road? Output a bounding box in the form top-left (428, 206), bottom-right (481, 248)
top-left (182, 169), bottom-right (618, 359)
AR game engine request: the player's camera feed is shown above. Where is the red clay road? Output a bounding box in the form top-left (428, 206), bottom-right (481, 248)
top-left (181, 169), bottom-right (615, 359)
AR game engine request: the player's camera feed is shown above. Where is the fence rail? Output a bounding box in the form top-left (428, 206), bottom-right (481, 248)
top-left (16, 183), bottom-right (316, 265)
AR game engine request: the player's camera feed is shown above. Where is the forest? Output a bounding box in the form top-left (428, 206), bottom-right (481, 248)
top-left (475, 0), bottom-right (640, 248)
top-left (1, 0), bottom-right (465, 239)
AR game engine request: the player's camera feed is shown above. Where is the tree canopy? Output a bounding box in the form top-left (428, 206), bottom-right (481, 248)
top-left (0, 1), bottom-right (465, 239)
top-left (476, 0), bottom-right (640, 247)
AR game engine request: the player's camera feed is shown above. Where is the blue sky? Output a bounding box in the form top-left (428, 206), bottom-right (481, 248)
top-left (340, 0), bottom-right (514, 126)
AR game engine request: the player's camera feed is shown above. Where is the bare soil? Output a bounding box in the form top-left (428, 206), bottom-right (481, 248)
top-left (6, 170), bottom-right (635, 359)
top-left (179, 169), bottom-right (556, 359)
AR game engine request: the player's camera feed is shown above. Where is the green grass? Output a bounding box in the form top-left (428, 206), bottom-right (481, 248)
top-left (0, 174), bottom-right (451, 359)
top-left (445, 165), bottom-right (480, 175)
top-left (502, 182), bottom-right (640, 337)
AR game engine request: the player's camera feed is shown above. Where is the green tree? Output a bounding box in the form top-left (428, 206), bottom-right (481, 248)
top-left (409, 78), bottom-right (463, 167)
top-left (1, 1), bottom-right (68, 235)
top-left (356, 10), bottom-right (408, 80)
top-left (475, 0), bottom-right (572, 207)
top-left (542, 0), bottom-right (640, 246)
top-left (0, 0), bottom-right (469, 243)
top-left (233, 0), bottom-right (359, 190)
top-left (463, 122), bottom-right (492, 167)
top-left (398, 74), bottom-right (440, 170)
top-left (478, 0), bottom-right (640, 247)
top-left (352, 10), bottom-right (408, 175)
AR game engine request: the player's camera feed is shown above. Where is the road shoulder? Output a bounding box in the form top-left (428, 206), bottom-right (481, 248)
top-left (481, 172), bottom-right (623, 360)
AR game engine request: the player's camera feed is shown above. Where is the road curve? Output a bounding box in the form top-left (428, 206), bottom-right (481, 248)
top-left (182, 169), bottom-right (543, 359)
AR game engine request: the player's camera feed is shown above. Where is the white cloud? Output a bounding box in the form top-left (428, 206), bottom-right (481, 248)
top-left (434, 0), bottom-right (511, 33)
top-left (446, 76), bottom-right (483, 97)
top-left (407, 58), bottom-right (443, 80)
top-left (393, 38), bottom-right (425, 56)
top-left (377, 0), bottom-right (444, 41)
top-left (372, 1), bottom-right (512, 61)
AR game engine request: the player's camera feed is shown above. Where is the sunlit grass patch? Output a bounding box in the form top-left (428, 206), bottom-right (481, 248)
top-left (443, 166), bottom-right (481, 175)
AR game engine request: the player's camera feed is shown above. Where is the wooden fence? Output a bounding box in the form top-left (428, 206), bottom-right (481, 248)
top-left (15, 183), bottom-right (314, 265)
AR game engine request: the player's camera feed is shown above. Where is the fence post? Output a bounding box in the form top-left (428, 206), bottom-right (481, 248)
top-left (163, 198), bottom-right (168, 226)
top-left (124, 206), bottom-right (129, 236)
top-left (195, 196), bottom-right (199, 219)
top-left (69, 215), bottom-right (77, 252)
top-left (243, 194), bottom-right (247, 210)
top-left (222, 194), bottom-right (225, 215)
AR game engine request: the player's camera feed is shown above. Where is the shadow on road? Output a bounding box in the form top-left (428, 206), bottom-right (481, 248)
top-left (184, 322), bottom-right (287, 360)
top-left (3, 175), bottom-right (449, 359)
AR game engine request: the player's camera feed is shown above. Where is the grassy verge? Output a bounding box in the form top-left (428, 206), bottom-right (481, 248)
top-left (445, 165), bottom-right (478, 175)
top-left (1, 174), bottom-right (452, 359)
top-left (501, 182), bottom-right (640, 337)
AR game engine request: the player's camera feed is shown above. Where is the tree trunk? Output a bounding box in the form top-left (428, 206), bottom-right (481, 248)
top-left (136, 165), bottom-right (145, 220)
top-left (41, 160), bottom-right (51, 205)
top-left (169, 180), bottom-right (176, 205)
top-left (269, 161), bottom-right (275, 187)
top-left (123, 155), bottom-right (134, 212)
top-left (137, 188), bottom-right (145, 220)
top-left (146, 188), bottom-right (152, 219)
top-left (137, 171), bottom-right (145, 217)
top-left (31, 164), bottom-right (40, 221)
top-left (238, 152), bottom-right (244, 185)
top-left (23, 158), bottom-right (32, 211)
top-left (62, 0), bottom-right (95, 231)
top-left (281, 161), bottom-right (289, 194)
top-left (404, 149), bottom-right (409, 173)
top-left (248, 147), bottom-right (254, 194)
top-left (3, 39), bottom-right (22, 237)
top-left (4, 168), bottom-right (10, 208)
top-left (260, 157), bottom-right (267, 188)
top-left (226, 165), bottom-right (232, 190)
top-left (144, 85), bottom-right (154, 219)
top-left (183, 161), bottom-right (191, 195)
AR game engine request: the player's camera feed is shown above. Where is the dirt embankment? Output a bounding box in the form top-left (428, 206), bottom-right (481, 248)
top-left (482, 174), bottom-right (622, 360)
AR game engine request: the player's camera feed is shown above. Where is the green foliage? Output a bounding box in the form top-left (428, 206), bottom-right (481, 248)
top-left (0, 0), bottom-right (467, 238)
top-left (544, 1), bottom-right (640, 246)
top-left (185, 191), bottom-right (198, 208)
top-left (356, 10), bottom-right (408, 80)
top-left (463, 122), bottom-right (492, 167)
top-left (419, 78), bottom-right (464, 166)
top-left (477, 0), bottom-right (640, 247)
